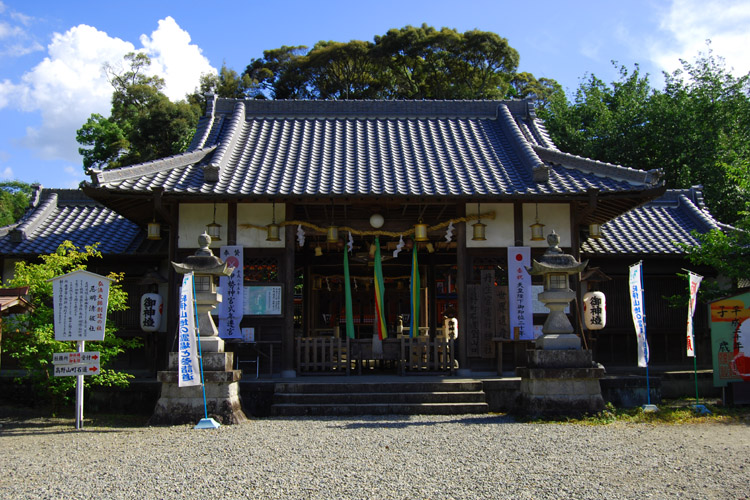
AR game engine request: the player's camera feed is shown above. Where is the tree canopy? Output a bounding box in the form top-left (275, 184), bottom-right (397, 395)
top-left (0, 181), bottom-right (34, 226)
top-left (244, 25), bottom-right (559, 102)
top-left (540, 48), bottom-right (750, 225)
top-left (77, 53), bottom-right (201, 171)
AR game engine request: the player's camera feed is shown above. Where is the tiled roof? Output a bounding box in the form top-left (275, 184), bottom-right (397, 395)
top-left (581, 187), bottom-right (722, 256)
top-left (0, 186), bottom-right (154, 256)
top-left (85, 98), bottom-right (662, 198)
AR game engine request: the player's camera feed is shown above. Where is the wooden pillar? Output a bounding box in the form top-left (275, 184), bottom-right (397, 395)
top-left (282, 206), bottom-right (296, 377)
top-left (456, 202), bottom-right (469, 373)
top-left (164, 202), bottom-right (179, 370)
top-left (227, 201), bottom-right (237, 245)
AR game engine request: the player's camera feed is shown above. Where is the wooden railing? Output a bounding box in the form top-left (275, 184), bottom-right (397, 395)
top-left (295, 336), bottom-right (455, 375)
top-left (296, 337), bottom-right (350, 375)
top-left (400, 336), bottom-right (455, 375)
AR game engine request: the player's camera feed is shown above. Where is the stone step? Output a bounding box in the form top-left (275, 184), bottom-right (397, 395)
top-left (273, 391), bottom-right (487, 405)
top-left (271, 402), bottom-right (490, 417)
top-left (273, 381), bottom-right (484, 394)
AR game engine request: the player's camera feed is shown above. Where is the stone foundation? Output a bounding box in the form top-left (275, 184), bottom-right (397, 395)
top-left (150, 351), bottom-right (247, 425)
top-left (516, 350), bottom-right (605, 417)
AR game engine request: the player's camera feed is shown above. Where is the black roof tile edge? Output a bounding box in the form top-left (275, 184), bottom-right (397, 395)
top-left (12, 191), bottom-right (58, 242)
top-left (532, 145), bottom-right (662, 187)
top-left (204, 101), bottom-right (245, 182)
top-left (86, 146), bottom-right (217, 186)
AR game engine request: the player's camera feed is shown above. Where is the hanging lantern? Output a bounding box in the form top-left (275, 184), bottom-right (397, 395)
top-left (589, 223), bottom-right (603, 239)
top-left (147, 218), bottom-right (161, 240)
top-left (583, 291), bottom-right (606, 330)
top-left (414, 221), bottom-right (429, 242)
top-left (472, 202), bottom-right (487, 241)
top-left (266, 202), bottom-right (281, 241)
top-left (140, 293), bottom-right (163, 332)
top-left (326, 225), bottom-right (339, 243)
top-left (530, 203), bottom-right (545, 241)
top-left (206, 203), bottom-right (222, 241)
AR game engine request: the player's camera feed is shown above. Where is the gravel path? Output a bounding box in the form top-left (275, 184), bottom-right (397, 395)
top-left (0, 413), bottom-right (748, 500)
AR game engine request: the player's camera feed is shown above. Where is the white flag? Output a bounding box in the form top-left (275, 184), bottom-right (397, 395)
top-left (218, 246), bottom-right (243, 339)
top-left (686, 272), bottom-right (703, 357)
top-left (178, 273), bottom-right (201, 387)
top-left (508, 247), bottom-right (534, 340)
top-left (629, 262), bottom-right (649, 367)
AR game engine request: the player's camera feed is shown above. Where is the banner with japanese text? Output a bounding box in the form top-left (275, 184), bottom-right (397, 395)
top-left (218, 246), bottom-right (243, 339)
top-left (686, 272), bottom-right (702, 357)
top-left (629, 262), bottom-right (649, 367)
top-left (709, 292), bottom-right (750, 386)
top-left (507, 247), bottom-right (533, 340)
top-left (178, 273), bottom-right (201, 387)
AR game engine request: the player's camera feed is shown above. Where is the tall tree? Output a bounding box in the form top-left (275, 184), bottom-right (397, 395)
top-left (77, 53), bottom-right (200, 171)
top-left (540, 48), bottom-right (750, 224)
top-left (244, 25), bottom-right (537, 101)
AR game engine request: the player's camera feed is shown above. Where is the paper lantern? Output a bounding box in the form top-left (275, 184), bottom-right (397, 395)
top-left (583, 291), bottom-right (606, 330)
top-left (140, 293), bottom-right (163, 332)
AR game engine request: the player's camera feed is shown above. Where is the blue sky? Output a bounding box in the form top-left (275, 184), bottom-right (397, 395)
top-left (1, 0), bottom-right (749, 189)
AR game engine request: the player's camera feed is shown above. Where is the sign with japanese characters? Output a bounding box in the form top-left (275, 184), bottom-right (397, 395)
top-left (244, 285), bottom-right (282, 316)
top-left (52, 351), bottom-right (100, 377)
top-left (686, 272), bottom-right (702, 357)
top-left (507, 247), bottom-right (533, 340)
top-left (219, 246), bottom-right (243, 339)
top-left (50, 270), bottom-right (112, 341)
top-left (709, 291), bottom-right (750, 387)
top-left (178, 273), bottom-right (201, 387)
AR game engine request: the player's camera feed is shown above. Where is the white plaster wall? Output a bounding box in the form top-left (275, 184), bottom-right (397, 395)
top-left (522, 203), bottom-right (571, 247)
top-left (237, 203), bottom-right (286, 248)
top-left (465, 203), bottom-right (515, 248)
top-left (3, 258), bottom-right (19, 282)
top-left (178, 203), bottom-right (227, 249)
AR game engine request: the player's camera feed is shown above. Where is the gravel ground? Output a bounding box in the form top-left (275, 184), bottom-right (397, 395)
top-left (0, 413), bottom-right (748, 500)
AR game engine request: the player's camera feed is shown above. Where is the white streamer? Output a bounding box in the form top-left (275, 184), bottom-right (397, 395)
top-left (296, 224), bottom-right (305, 247)
top-left (348, 231), bottom-right (354, 252)
top-left (445, 221), bottom-right (454, 242)
top-left (393, 235), bottom-right (405, 258)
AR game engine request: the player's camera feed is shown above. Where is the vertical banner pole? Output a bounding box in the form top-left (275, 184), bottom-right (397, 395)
top-left (76, 340), bottom-right (85, 430)
top-left (191, 273), bottom-right (209, 421)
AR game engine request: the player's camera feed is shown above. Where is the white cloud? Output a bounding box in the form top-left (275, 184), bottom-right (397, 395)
top-left (650, 0), bottom-right (750, 76)
top-left (0, 166), bottom-right (13, 180)
top-left (139, 16), bottom-right (216, 102)
top-left (5, 18), bottom-right (216, 164)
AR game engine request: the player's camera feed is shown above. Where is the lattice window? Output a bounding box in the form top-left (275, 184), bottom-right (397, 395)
top-left (243, 257), bottom-right (279, 283)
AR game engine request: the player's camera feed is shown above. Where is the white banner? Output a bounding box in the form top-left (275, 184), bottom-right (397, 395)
top-left (219, 246), bottom-right (243, 339)
top-left (686, 272), bottom-right (703, 357)
top-left (178, 273), bottom-right (202, 387)
top-left (508, 247), bottom-right (534, 340)
top-left (629, 262), bottom-right (649, 367)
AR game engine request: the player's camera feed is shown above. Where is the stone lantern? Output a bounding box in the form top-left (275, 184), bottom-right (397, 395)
top-left (172, 232), bottom-right (234, 352)
top-left (517, 229), bottom-right (604, 417)
top-left (525, 230), bottom-right (587, 350)
top-left (150, 232), bottom-right (246, 425)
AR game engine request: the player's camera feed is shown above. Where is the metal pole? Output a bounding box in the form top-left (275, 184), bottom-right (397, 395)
top-left (76, 340), bottom-right (85, 430)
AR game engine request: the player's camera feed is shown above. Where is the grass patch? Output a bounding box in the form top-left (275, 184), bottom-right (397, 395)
top-left (525, 400), bottom-right (750, 425)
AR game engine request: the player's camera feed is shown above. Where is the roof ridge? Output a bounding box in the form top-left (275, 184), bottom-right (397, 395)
top-left (497, 103), bottom-right (548, 182)
top-left (204, 101), bottom-right (245, 182)
top-left (87, 146), bottom-right (217, 186)
top-left (11, 191), bottom-right (58, 243)
top-left (677, 192), bottom-right (721, 232)
top-left (532, 145), bottom-right (662, 186)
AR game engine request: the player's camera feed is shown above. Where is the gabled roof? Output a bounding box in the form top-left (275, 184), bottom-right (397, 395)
top-left (0, 186), bottom-right (163, 256)
top-left (581, 187), bottom-right (723, 256)
top-left (84, 98), bottom-right (662, 200)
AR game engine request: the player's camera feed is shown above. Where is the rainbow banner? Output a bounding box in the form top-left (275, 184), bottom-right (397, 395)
top-left (373, 237), bottom-right (388, 340)
top-left (410, 245), bottom-right (420, 337)
top-left (343, 245), bottom-right (355, 339)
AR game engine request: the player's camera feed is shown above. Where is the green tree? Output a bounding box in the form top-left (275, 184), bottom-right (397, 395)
top-left (540, 48), bottom-right (750, 225)
top-left (0, 181), bottom-right (34, 226)
top-left (2, 241), bottom-right (141, 409)
top-left (244, 25), bottom-right (537, 101)
top-left (77, 53), bottom-right (200, 171)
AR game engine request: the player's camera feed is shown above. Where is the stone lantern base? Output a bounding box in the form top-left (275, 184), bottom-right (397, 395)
top-left (150, 350), bottom-right (247, 425)
top-left (516, 350), bottom-right (604, 417)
